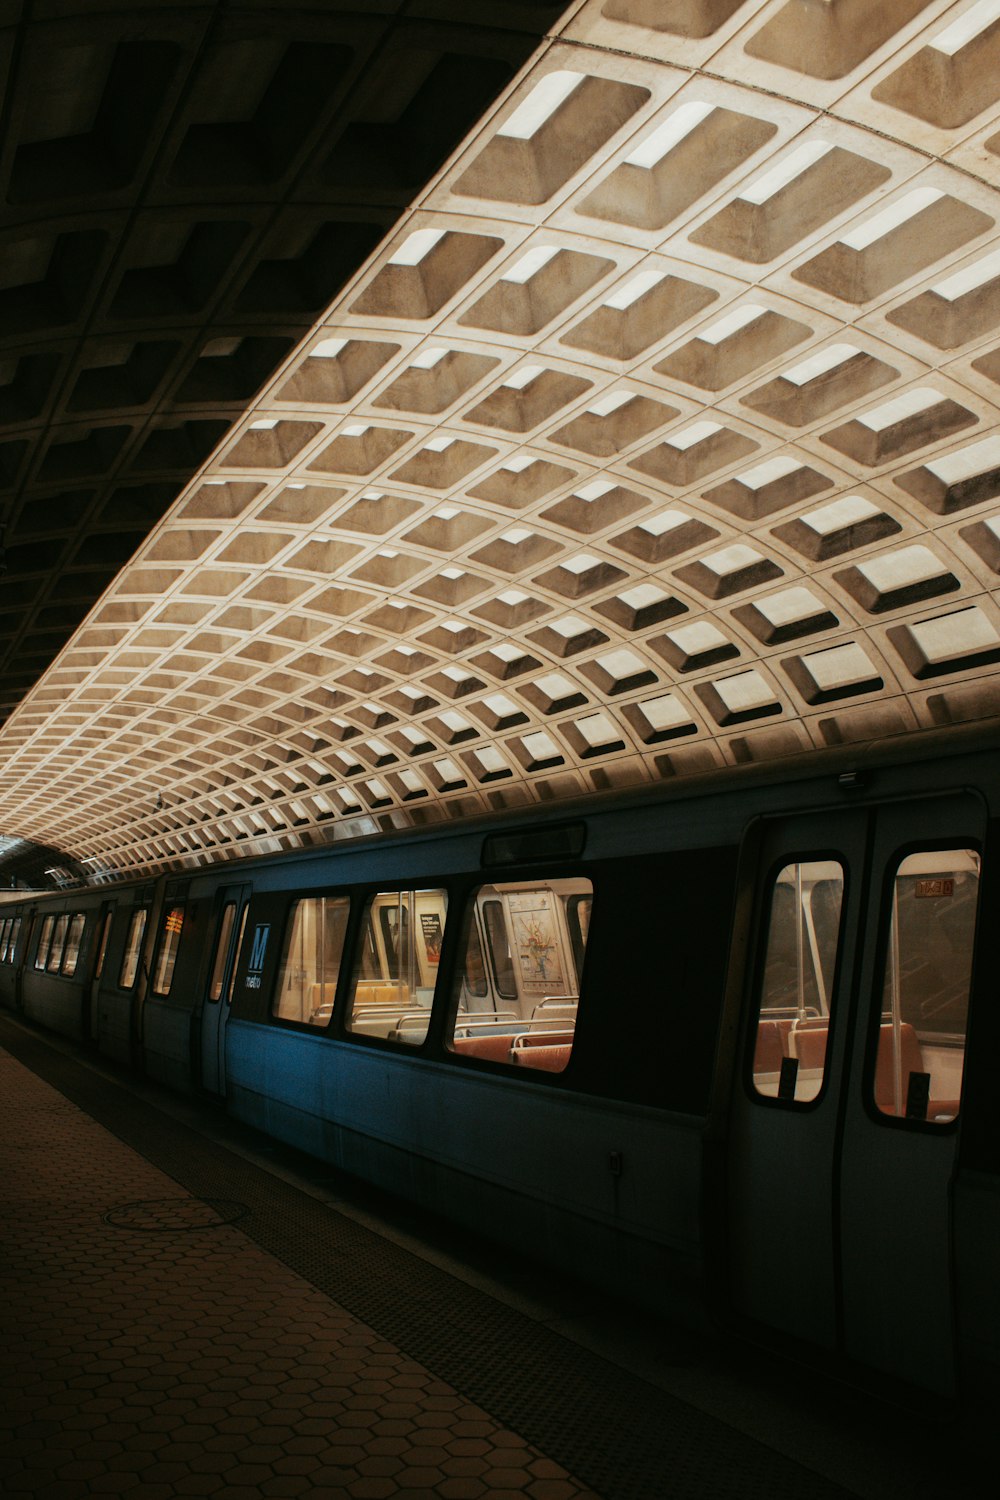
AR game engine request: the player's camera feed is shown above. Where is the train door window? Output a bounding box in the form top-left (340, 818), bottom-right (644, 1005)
top-left (346, 889), bottom-right (448, 1045)
top-left (226, 907), bottom-right (249, 1005)
top-left (751, 860), bottom-right (844, 1104)
top-left (60, 914), bottom-right (87, 976)
top-left (208, 904), bottom-right (237, 1002)
top-left (273, 896), bottom-right (350, 1026)
top-left (8, 916), bottom-right (21, 961)
top-left (0, 917), bottom-right (10, 960)
top-left (482, 899), bottom-right (517, 998)
top-left (119, 910), bottom-right (148, 989)
top-left (94, 911), bottom-right (113, 980)
top-left (35, 915), bottom-right (56, 971)
top-left (447, 878), bottom-right (593, 1074)
top-left (151, 905), bottom-right (185, 997)
top-left (873, 849), bottom-right (979, 1125)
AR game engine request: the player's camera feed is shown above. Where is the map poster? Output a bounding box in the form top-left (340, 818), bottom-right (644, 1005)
top-left (508, 895), bottom-right (565, 995)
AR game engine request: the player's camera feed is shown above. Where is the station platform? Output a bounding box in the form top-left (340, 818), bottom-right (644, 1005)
top-left (0, 1012), bottom-right (982, 1500)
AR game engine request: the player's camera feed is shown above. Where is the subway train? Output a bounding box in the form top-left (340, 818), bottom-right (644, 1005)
top-left (2, 718), bottom-right (1000, 1403)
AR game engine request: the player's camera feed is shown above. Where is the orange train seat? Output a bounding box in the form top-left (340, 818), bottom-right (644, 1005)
top-left (511, 1043), bottom-right (571, 1072)
top-left (875, 1022), bottom-right (960, 1120)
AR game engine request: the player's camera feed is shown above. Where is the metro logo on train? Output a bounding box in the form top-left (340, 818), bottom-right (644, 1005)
top-left (245, 924), bottom-right (270, 989)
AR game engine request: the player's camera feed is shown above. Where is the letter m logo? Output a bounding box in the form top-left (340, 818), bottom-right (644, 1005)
top-left (248, 924), bottom-right (270, 973)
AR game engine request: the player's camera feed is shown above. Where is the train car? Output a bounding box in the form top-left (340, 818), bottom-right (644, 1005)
top-left (3, 719), bottom-right (999, 1405)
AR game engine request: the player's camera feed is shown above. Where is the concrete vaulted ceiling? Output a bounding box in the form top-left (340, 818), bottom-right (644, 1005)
top-left (0, 0), bottom-right (560, 721)
top-left (4, 0), bottom-right (1000, 882)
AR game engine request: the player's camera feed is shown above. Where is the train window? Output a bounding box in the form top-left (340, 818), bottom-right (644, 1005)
top-left (8, 916), bottom-right (21, 961)
top-left (151, 905), bottom-right (185, 997)
top-left (273, 895), bottom-right (350, 1026)
top-left (60, 914), bottom-right (87, 977)
top-left (751, 860), bottom-right (844, 1104)
top-left (119, 910), bottom-right (148, 989)
top-left (208, 903), bottom-right (237, 1002)
top-left (447, 878), bottom-right (593, 1074)
top-left (94, 911), bottom-right (112, 980)
top-left (0, 916), bottom-right (10, 960)
top-left (35, 915), bottom-right (56, 971)
top-left (46, 914), bottom-right (70, 973)
top-left (346, 889), bottom-right (448, 1045)
top-left (873, 849), bottom-right (979, 1125)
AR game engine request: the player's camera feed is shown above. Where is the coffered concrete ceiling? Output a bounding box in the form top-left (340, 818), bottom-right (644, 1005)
top-left (4, 0), bottom-right (1000, 880)
top-left (0, 0), bottom-right (557, 720)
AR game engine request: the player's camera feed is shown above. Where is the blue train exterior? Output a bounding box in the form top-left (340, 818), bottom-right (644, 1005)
top-left (2, 721), bottom-right (999, 1402)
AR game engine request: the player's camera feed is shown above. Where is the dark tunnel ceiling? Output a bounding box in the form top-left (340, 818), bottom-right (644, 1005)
top-left (0, 0), bottom-right (563, 725)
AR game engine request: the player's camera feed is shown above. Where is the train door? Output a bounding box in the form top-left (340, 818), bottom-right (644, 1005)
top-left (727, 793), bottom-right (984, 1394)
top-left (727, 810), bottom-right (867, 1355)
top-left (200, 884), bottom-right (251, 1095)
top-left (837, 796), bottom-right (982, 1392)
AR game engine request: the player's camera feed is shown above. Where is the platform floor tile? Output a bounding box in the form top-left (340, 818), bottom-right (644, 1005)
top-left (1, 1015), bottom-right (970, 1500)
top-left (0, 1050), bottom-right (598, 1500)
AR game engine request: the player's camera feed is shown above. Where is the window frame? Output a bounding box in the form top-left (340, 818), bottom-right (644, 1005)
top-left (459, 909), bottom-right (489, 1002)
top-left (60, 913), bottom-right (87, 977)
top-left (94, 910), bottom-right (113, 980)
top-left (745, 850), bottom-right (848, 1112)
top-left (34, 914), bottom-right (56, 971)
top-left (444, 874), bottom-right (594, 1077)
top-left (118, 908), bottom-right (149, 990)
top-left (343, 884), bottom-right (450, 1047)
top-left (208, 902), bottom-right (238, 1003)
top-left (271, 891), bottom-right (353, 1030)
top-left (565, 892), bottom-right (593, 987)
top-left (150, 904), bottom-right (186, 998)
top-left (864, 839), bottom-right (981, 1132)
top-left (226, 906), bottom-right (250, 1006)
top-left (481, 897), bottom-right (517, 999)
top-left (46, 914), bottom-right (71, 974)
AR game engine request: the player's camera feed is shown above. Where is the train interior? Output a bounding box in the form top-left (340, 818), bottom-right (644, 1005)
top-left (449, 878), bottom-right (592, 1072)
top-left (266, 876), bottom-right (593, 1069)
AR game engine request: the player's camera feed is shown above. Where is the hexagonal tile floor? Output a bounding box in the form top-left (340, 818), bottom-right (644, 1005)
top-left (0, 1014), bottom-right (976, 1500)
top-left (0, 1050), bottom-right (599, 1500)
